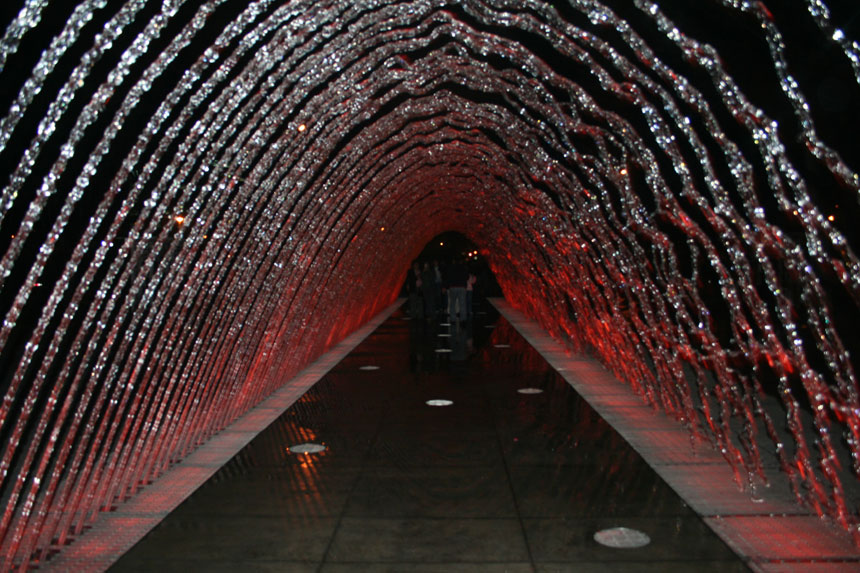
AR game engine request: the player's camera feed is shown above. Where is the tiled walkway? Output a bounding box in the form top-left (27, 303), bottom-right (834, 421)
top-left (108, 300), bottom-right (749, 572)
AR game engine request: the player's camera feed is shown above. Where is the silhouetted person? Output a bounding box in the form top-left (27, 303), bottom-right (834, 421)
top-left (466, 267), bottom-right (477, 319)
top-left (407, 261), bottom-right (423, 318)
top-left (421, 262), bottom-right (437, 319)
top-left (436, 259), bottom-right (447, 316)
top-left (446, 258), bottom-right (469, 323)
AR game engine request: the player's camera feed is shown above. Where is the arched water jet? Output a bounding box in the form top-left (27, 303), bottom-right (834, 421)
top-left (0, 0), bottom-right (858, 567)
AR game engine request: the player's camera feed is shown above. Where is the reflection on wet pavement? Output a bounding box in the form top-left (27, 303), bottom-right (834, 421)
top-left (111, 302), bottom-right (749, 572)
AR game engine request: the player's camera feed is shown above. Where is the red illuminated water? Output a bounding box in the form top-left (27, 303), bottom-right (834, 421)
top-left (0, 0), bottom-right (858, 567)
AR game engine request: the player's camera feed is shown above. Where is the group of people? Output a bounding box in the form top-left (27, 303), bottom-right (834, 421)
top-left (405, 258), bottom-right (477, 323)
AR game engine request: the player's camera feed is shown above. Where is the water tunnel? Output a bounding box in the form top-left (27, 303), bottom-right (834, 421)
top-left (0, 0), bottom-right (859, 568)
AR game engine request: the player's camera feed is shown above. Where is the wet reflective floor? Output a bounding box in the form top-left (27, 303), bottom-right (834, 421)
top-left (111, 303), bottom-right (749, 572)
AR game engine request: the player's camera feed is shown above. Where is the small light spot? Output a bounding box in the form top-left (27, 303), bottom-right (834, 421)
top-left (380, 226), bottom-right (385, 231)
top-left (593, 527), bottom-right (650, 548)
top-left (518, 388), bottom-right (543, 394)
top-left (426, 399), bottom-right (453, 406)
top-left (494, 344), bottom-right (511, 348)
top-left (174, 215), bottom-right (185, 225)
top-left (620, 168), bottom-right (628, 175)
top-left (438, 333), bottom-right (451, 338)
top-left (828, 215), bottom-right (835, 222)
top-left (297, 123), bottom-right (306, 132)
top-left (289, 443), bottom-right (326, 454)
top-left (435, 348), bottom-right (452, 353)
top-left (359, 365), bottom-right (380, 371)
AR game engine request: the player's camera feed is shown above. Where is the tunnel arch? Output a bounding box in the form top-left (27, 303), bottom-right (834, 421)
top-left (0, 0), bottom-right (859, 566)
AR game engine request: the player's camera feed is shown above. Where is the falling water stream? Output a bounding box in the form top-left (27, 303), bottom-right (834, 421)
top-left (0, 0), bottom-right (858, 567)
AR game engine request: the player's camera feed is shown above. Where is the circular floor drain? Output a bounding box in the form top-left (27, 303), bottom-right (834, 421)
top-left (494, 343), bottom-right (510, 348)
top-left (518, 388), bottom-right (543, 394)
top-left (359, 365), bottom-right (380, 371)
top-left (435, 348), bottom-right (452, 353)
top-left (289, 443), bottom-right (327, 454)
top-left (593, 527), bottom-right (651, 549)
top-left (426, 399), bottom-right (453, 407)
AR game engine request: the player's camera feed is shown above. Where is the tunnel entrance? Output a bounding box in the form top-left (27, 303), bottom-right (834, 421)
top-left (409, 231), bottom-right (501, 299)
top-left (401, 231), bottom-right (503, 327)
top-left (415, 231), bottom-right (477, 263)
